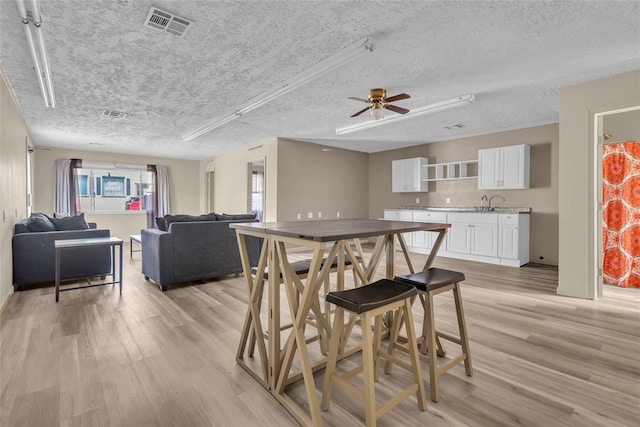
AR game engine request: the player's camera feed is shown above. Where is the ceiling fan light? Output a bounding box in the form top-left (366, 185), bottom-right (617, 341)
top-left (371, 106), bottom-right (384, 120)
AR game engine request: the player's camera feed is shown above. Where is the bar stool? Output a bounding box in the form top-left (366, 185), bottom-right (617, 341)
top-left (321, 279), bottom-right (427, 426)
top-left (388, 268), bottom-right (473, 402)
top-left (249, 260), bottom-right (331, 353)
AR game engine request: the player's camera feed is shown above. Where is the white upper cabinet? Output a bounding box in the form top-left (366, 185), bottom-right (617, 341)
top-left (392, 157), bottom-right (428, 192)
top-left (478, 144), bottom-right (530, 190)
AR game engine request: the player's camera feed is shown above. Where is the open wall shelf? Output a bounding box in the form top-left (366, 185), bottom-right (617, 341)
top-left (422, 160), bottom-right (478, 182)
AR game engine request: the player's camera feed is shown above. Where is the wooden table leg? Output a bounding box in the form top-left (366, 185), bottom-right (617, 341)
top-left (235, 232), bottom-right (270, 387)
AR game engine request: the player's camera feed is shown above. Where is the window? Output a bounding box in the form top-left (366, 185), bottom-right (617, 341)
top-left (78, 175), bottom-right (89, 196)
top-left (76, 166), bottom-right (154, 213)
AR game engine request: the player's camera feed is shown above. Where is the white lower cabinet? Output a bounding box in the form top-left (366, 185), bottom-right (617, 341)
top-left (446, 219), bottom-right (471, 254)
top-left (384, 208), bottom-right (530, 267)
top-left (383, 209), bottom-right (414, 247)
top-left (446, 213), bottom-right (498, 258)
top-left (498, 213), bottom-right (530, 266)
top-left (412, 211), bottom-right (447, 253)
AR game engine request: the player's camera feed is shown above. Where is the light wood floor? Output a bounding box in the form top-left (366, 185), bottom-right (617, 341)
top-left (1, 244), bottom-right (639, 427)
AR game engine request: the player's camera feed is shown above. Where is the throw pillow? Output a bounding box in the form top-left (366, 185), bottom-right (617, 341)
top-left (216, 213), bottom-right (257, 221)
top-left (26, 214), bottom-right (56, 232)
top-left (163, 212), bottom-right (218, 230)
top-left (156, 217), bottom-right (167, 231)
top-left (50, 213), bottom-right (90, 231)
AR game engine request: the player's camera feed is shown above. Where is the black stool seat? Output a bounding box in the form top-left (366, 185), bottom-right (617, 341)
top-left (395, 268), bottom-right (465, 293)
top-left (251, 260), bottom-right (311, 280)
top-left (325, 279), bottom-right (416, 314)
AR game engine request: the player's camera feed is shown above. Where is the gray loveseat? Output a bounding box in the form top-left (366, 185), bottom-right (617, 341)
top-left (141, 216), bottom-right (262, 291)
top-left (12, 214), bottom-right (111, 290)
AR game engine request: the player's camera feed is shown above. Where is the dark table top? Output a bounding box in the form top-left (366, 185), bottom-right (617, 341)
top-left (230, 218), bottom-right (449, 242)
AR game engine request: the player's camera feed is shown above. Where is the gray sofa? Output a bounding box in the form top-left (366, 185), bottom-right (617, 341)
top-left (12, 219), bottom-right (111, 291)
top-left (141, 218), bottom-right (262, 291)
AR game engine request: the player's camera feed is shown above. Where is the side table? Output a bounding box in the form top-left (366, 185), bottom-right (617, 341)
top-left (130, 234), bottom-right (142, 258)
top-left (54, 237), bottom-right (124, 302)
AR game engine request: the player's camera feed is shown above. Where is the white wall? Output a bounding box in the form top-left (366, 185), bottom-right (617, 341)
top-left (558, 70), bottom-right (640, 299)
top-left (0, 67), bottom-right (30, 308)
top-left (201, 139), bottom-right (278, 221)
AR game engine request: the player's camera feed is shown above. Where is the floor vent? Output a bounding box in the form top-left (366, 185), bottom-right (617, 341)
top-left (101, 110), bottom-right (129, 119)
top-left (144, 7), bottom-right (192, 37)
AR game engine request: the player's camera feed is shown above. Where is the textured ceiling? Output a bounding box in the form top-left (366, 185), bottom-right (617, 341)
top-left (1, 0), bottom-right (639, 160)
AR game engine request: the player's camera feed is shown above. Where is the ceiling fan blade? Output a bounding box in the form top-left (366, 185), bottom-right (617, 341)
top-left (384, 93), bottom-right (411, 103)
top-left (348, 96), bottom-right (370, 103)
top-left (351, 106), bottom-right (372, 117)
top-left (384, 104), bottom-right (410, 115)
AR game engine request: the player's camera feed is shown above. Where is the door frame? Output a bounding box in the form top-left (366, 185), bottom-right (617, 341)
top-left (593, 105), bottom-right (640, 298)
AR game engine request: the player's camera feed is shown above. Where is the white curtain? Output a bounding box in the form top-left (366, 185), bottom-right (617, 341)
top-left (54, 159), bottom-right (71, 214)
top-left (156, 165), bottom-right (170, 217)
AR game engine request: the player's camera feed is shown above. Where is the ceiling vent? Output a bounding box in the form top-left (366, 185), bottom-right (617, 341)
top-left (101, 110), bottom-right (129, 119)
top-left (144, 7), bottom-right (192, 37)
top-left (443, 123), bottom-right (465, 130)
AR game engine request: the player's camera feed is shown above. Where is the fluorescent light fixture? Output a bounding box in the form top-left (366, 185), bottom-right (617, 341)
top-left (16, 0), bottom-right (55, 108)
top-left (182, 36), bottom-right (374, 142)
top-left (336, 94), bottom-right (475, 135)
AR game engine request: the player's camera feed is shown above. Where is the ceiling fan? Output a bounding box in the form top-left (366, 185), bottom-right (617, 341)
top-left (348, 88), bottom-right (410, 120)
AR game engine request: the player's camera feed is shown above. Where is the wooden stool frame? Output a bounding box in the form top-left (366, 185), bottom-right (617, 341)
top-left (321, 296), bottom-right (427, 427)
top-left (385, 280), bottom-right (473, 401)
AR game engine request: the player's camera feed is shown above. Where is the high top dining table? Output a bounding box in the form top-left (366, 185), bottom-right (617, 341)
top-left (231, 218), bottom-right (449, 426)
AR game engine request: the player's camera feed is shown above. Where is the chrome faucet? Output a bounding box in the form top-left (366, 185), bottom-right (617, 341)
top-left (480, 195), bottom-right (488, 210)
top-left (488, 195), bottom-right (506, 209)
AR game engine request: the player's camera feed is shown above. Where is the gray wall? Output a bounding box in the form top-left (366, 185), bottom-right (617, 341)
top-left (276, 139), bottom-right (369, 221)
top-left (369, 124), bottom-right (559, 265)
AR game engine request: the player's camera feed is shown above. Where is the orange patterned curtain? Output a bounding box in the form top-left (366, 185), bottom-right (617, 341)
top-left (603, 141), bottom-right (640, 288)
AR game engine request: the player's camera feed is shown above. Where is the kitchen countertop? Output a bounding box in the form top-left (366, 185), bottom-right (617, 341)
top-left (391, 206), bottom-right (532, 214)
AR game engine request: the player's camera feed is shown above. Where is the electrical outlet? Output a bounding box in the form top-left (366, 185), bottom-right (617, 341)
top-left (318, 212), bottom-right (322, 218)
top-left (445, 197), bottom-right (451, 204)
top-left (307, 212), bottom-right (313, 219)
top-left (415, 197), bottom-right (420, 204)
top-left (336, 211), bottom-right (340, 218)
top-left (297, 213), bottom-right (301, 220)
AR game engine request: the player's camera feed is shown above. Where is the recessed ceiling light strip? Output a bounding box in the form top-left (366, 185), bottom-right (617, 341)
top-left (15, 0), bottom-right (55, 108)
top-left (182, 36), bottom-right (374, 142)
top-left (335, 94), bottom-right (475, 135)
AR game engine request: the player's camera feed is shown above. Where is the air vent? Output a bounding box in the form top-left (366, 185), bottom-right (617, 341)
top-left (101, 110), bottom-right (129, 119)
top-left (144, 7), bottom-right (192, 37)
top-left (443, 123), bottom-right (465, 130)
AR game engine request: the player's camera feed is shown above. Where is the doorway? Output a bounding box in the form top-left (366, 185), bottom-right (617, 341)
top-left (248, 159), bottom-right (265, 221)
top-left (595, 107), bottom-right (640, 295)
top-left (207, 171), bottom-right (215, 213)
